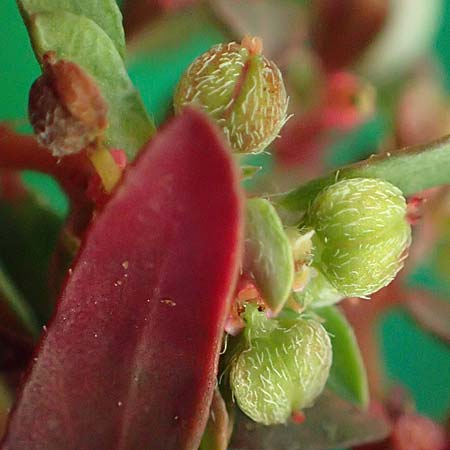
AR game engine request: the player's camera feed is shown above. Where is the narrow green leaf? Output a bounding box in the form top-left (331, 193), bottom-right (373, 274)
top-left (317, 306), bottom-right (369, 408)
top-left (18, 0), bottom-right (126, 57)
top-left (0, 192), bottom-right (62, 324)
top-left (0, 262), bottom-right (39, 338)
top-left (29, 11), bottom-right (155, 159)
top-left (278, 134), bottom-right (450, 212)
top-left (244, 198), bottom-right (294, 314)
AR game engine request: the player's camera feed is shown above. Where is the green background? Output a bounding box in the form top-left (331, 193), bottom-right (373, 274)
top-left (0, 0), bottom-right (449, 435)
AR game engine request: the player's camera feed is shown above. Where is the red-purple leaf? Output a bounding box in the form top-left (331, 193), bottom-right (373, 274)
top-left (1, 108), bottom-right (244, 450)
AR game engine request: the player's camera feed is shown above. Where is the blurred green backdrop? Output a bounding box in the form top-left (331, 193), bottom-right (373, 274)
top-left (0, 0), bottom-right (448, 433)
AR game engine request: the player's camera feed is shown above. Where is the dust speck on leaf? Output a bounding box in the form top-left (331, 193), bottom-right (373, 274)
top-left (160, 299), bottom-right (177, 307)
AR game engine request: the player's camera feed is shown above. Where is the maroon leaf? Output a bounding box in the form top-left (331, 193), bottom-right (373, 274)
top-left (230, 390), bottom-right (391, 450)
top-left (1, 108), bottom-right (244, 450)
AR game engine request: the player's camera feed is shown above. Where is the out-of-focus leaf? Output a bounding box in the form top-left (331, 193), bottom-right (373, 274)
top-left (200, 387), bottom-right (233, 450)
top-left (230, 390), bottom-right (391, 450)
top-left (0, 263), bottom-right (39, 339)
top-left (209, 0), bottom-right (304, 59)
top-left (127, 6), bottom-right (224, 56)
top-left (123, 0), bottom-right (199, 37)
top-left (317, 306), bottom-right (369, 407)
top-left (0, 377), bottom-right (13, 440)
top-left (357, 0), bottom-right (444, 83)
top-left (28, 11), bottom-right (155, 159)
top-left (278, 133), bottom-right (450, 212)
top-left (244, 198), bottom-right (294, 315)
top-left (395, 66), bottom-right (450, 148)
top-left (311, 0), bottom-right (388, 71)
top-left (1, 109), bottom-right (244, 450)
top-left (18, 0), bottom-right (126, 57)
top-left (0, 193), bottom-right (62, 324)
top-left (406, 290), bottom-right (450, 344)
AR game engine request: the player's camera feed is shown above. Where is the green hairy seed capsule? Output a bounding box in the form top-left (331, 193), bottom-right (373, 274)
top-left (308, 178), bottom-right (411, 297)
top-left (174, 36), bottom-right (288, 153)
top-left (230, 305), bottom-right (332, 425)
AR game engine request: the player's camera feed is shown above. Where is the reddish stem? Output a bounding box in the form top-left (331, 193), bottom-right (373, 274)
top-left (0, 125), bottom-right (94, 235)
top-left (342, 281), bottom-right (405, 399)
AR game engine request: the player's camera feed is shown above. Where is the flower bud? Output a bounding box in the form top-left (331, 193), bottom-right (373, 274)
top-left (308, 178), bottom-right (411, 297)
top-left (174, 37), bottom-right (288, 153)
top-left (29, 52), bottom-right (108, 157)
top-left (229, 305), bottom-right (332, 425)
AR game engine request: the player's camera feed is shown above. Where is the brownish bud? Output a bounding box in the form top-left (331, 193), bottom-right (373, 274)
top-left (28, 52), bottom-right (108, 157)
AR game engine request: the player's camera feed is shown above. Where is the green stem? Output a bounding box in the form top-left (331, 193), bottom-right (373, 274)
top-left (277, 134), bottom-right (450, 212)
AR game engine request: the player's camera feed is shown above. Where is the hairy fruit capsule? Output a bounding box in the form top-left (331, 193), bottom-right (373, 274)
top-left (174, 37), bottom-right (288, 153)
top-left (308, 178), bottom-right (412, 297)
top-left (29, 52), bottom-right (108, 157)
top-left (229, 305), bottom-right (332, 425)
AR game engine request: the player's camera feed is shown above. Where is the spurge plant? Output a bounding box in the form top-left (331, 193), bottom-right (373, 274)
top-left (0, 1), bottom-right (449, 450)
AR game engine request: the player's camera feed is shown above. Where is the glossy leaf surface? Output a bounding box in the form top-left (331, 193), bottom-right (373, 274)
top-left (18, 0), bottom-right (126, 57)
top-left (29, 11), bottom-right (155, 159)
top-left (317, 306), bottom-right (369, 407)
top-left (230, 390), bottom-right (391, 450)
top-left (279, 134), bottom-right (450, 211)
top-left (2, 109), bottom-right (243, 450)
top-left (244, 199), bottom-right (294, 314)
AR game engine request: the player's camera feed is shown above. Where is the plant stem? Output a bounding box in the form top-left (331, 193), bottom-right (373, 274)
top-left (88, 144), bottom-right (122, 193)
top-left (277, 133), bottom-right (450, 212)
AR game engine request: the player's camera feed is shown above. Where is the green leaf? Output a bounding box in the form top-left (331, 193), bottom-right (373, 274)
top-left (278, 134), bottom-right (450, 212)
top-left (0, 192), bottom-right (63, 324)
top-left (29, 11), bottom-right (155, 159)
top-left (0, 262), bottom-right (39, 339)
top-left (244, 198), bottom-right (294, 315)
top-left (18, 0), bottom-right (126, 57)
top-left (317, 306), bottom-right (369, 408)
